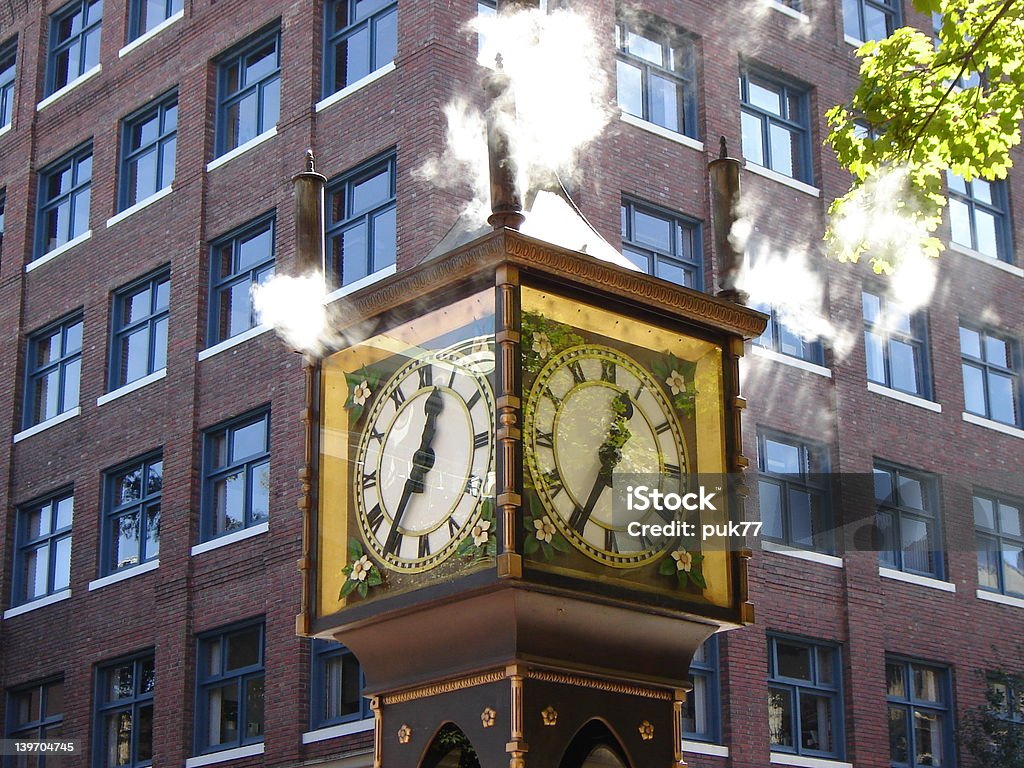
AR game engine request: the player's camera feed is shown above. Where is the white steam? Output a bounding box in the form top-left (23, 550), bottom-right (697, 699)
top-left (252, 272), bottom-right (340, 359)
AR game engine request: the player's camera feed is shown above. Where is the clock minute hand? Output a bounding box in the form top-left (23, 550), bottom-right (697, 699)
top-left (569, 391), bottom-right (634, 534)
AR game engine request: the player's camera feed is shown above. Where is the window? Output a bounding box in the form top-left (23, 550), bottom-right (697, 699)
top-left (754, 304), bottom-right (825, 363)
top-left (683, 637), bottom-right (720, 743)
top-left (1, 38), bottom-right (15, 129)
top-left (196, 621), bottom-right (264, 753)
top-left (24, 314), bottom-right (83, 429)
top-left (324, 0), bottom-right (397, 97)
top-left (947, 173), bottom-right (1012, 262)
top-left (36, 144), bottom-right (92, 256)
top-left (987, 675), bottom-right (1024, 723)
top-left (208, 217), bottom-right (274, 344)
top-left (886, 658), bottom-right (952, 768)
top-left (311, 640), bottom-right (371, 730)
top-left (740, 69), bottom-right (811, 183)
top-left (201, 410), bottom-right (270, 541)
top-left (129, 0), bottom-right (183, 42)
top-left (215, 29), bottom-right (280, 157)
top-left (844, 0), bottom-right (900, 42)
top-left (101, 454), bottom-right (162, 575)
top-left (120, 93), bottom-right (176, 210)
top-left (620, 199), bottom-right (701, 288)
top-left (615, 15), bottom-right (697, 138)
top-left (476, 1), bottom-right (495, 65)
top-left (95, 654), bottom-right (154, 768)
top-left (7, 680), bottom-right (64, 756)
top-left (0, 190), bottom-right (5, 256)
top-left (863, 290), bottom-right (931, 398)
top-left (874, 463), bottom-right (942, 577)
top-left (757, 431), bottom-right (832, 552)
top-left (47, 0), bottom-right (102, 95)
top-left (111, 271), bottom-right (169, 389)
top-left (960, 326), bottom-right (1019, 426)
top-left (12, 492), bottom-right (73, 607)
top-left (327, 153), bottom-right (396, 287)
top-left (768, 636), bottom-right (843, 758)
top-left (975, 491), bottom-right (1024, 598)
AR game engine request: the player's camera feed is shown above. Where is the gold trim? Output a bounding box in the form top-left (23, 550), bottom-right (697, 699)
top-left (638, 720), bottom-right (654, 741)
top-left (527, 670), bottom-right (673, 700)
top-left (380, 670), bottom-right (506, 705)
top-left (541, 706), bottom-right (559, 726)
top-left (481, 707), bottom-right (497, 728)
top-left (397, 724), bottom-right (412, 745)
top-left (296, 359), bottom-right (317, 637)
top-left (371, 697), bottom-right (382, 768)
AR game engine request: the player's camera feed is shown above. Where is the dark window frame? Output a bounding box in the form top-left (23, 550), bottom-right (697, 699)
top-left (323, 0), bottom-right (398, 99)
top-left (0, 189), bottom-right (6, 257)
top-left (310, 639), bottom-right (372, 730)
top-left (1, 37), bottom-right (15, 129)
top-left (757, 429), bottom-right (833, 553)
top-left (100, 453), bottom-right (163, 576)
top-left (620, 198), bottom-right (703, 289)
top-left (47, 0), bottom-right (102, 96)
top-left (683, 636), bottom-right (721, 743)
top-left (862, 289), bottom-right (933, 399)
top-left (214, 27), bottom-right (280, 158)
top-left (93, 652), bottom-right (155, 768)
top-left (959, 324), bottom-right (1021, 427)
top-left (127, 0), bottom-right (184, 43)
top-left (200, 408), bottom-right (271, 543)
top-left (974, 489), bottom-right (1024, 598)
top-left (987, 674), bottom-right (1024, 724)
top-left (119, 91), bottom-right (177, 211)
top-left (947, 172), bottom-right (1012, 263)
top-left (23, 312), bottom-right (84, 429)
top-left (11, 490), bottom-right (74, 608)
top-left (5, 677), bottom-right (64, 765)
top-left (36, 143), bottom-right (93, 258)
top-left (195, 620), bottom-right (265, 754)
top-left (614, 14), bottom-right (698, 138)
top-left (767, 634), bottom-right (845, 759)
top-left (844, 0), bottom-right (901, 42)
top-left (207, 215), bottom-right (275, 346)
top-left (739, 67), bottom-right (812, 183)
top-left (110, 269), bottom-right (170, 391)
top-left (874, 462), bottom-right (944, 578)
top-left (325, 152), bottom-right (397, 288)
top-left (753, 303), bottom-right (825, 364)
top-left (885, 656), bottom-right (954, 768)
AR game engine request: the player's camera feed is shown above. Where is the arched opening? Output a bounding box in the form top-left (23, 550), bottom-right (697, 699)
top-left (419, 722), bottom-right (481, 768)
top-left (559, 719), bottom-right (632, 768)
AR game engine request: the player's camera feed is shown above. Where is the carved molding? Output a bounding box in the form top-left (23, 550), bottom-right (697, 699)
top-left (380, 669), bottom-right (506, 705)
top-left (527, 670), bottom-right (673, 700)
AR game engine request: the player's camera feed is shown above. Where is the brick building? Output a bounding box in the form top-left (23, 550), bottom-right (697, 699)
top-left (0, 0), bottom-right (1021, 767)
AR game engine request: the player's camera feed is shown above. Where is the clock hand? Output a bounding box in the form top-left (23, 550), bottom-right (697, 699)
top-left (569, 391), bottom-right (634, 534)
top-left (384, 388), bottom-right (445, 554)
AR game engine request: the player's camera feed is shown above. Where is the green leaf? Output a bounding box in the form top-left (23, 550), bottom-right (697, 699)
top-left (690, 568), bottom-right (708, 591)
top-left (524, 535), bottom-right (540, 555)
top-left (659, 558), bottom-right (677, 576)
top-left (357, 581), bottom-right (368, 598)
top-left (676, 570), bottom-right (689, 588)
top-left (367, 568), bottom-right (382, 587)
top-left (550, 535), bottom-right (570, 553)
top-left (340, 579), bottom-right (358, 599)
top-left (486, 538), bottom-right (497, 557)
top-left (347, 539), bottom-right (363, 561)
top-left (456, 537), bottom-right (474, 557)
top-left (541, 541), bottom-right (554, 561)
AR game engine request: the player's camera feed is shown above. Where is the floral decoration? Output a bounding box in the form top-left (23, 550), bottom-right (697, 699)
top-left (523, 494), bottom-right (569, 561)
top-left (541, 706), bottom-right (559, 726)
top-left (521, 312), bottom-right (584, 377)
top-left (650, 353), bottom-right (698, 417)
top-left (481, 707), bottom-right (497, 728)
top-left (397, 724), bottom-right (412, 744)
top-left (638, 720), bottom-right (655, 741)
top-left (344, 365), bottom-right (383, 424)
top-left (659, 547), bottom-right (707, 591)
top-left (457, 499), bottom-right (497, 561)
top-left (340, 539), bottom-right (383, 599)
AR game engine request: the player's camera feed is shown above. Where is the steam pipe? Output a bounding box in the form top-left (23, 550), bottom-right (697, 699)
top-left (709, 137), bottom-right (747, 304)
top-left (292, 150), bottom-right (329, 280)
top-left (484, 55), bottom-right (525, 231)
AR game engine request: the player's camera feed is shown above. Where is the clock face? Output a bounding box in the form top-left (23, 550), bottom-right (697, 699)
top-left (354, 338), bottom-right (495, 573)
top-left (525, 343), bottom-right (688, 567)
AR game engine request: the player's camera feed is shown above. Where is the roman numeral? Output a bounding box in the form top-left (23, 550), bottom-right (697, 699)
top-left (418, 366), bottom-right (433, 388)
top-left (543, 386), bottom-right (561, 407)
top-left (639, 533), bottom-right (654, 550)
top-left (568, 360), bottom-right (586, 385)
top-left (361, 470), bottom-right (377, 490)
top-left (664, 463), bottom-right (682, 479)
top-left (601, 360), bottom-right (616, 383)
top-left (366, 504), bottom-right (385, 535)
top-left (655, 421), bottom-right (672, 435)
top-left (542, 468), bottom-right (563, 498)
top-left (389, 385), bottom-right (406, 409)
top-left (448, 516), bottom-right (460, 537)
top-left (418, 535), bottom-right (431, 558)
top-left (467, 390), bottom-right (482, 410)
top-left (569, 505), bottom-right (588, 534)
top-left (384, 526), bottom-right (403, 556)
top-left (605, 529), bottom-right (619, 553)
top-left (465, 475), bottom-right (483, 497)
top-left (474, 432), bottom-right (489, 449)
top-left (447, 366), bottom-right (457, 388)
top-left (634, 383), bottom-right (645, 399)
top-left (369, 426), bottom-right (385, 443)
top-left (536, 430), bottom-right (554, 449)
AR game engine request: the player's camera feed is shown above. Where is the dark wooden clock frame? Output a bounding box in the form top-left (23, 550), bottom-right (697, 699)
top-left (297, 227), bottom-right (767, 768)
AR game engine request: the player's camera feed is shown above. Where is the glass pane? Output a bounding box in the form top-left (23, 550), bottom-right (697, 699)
top-left (741, 111), bottom-right (764, 165)
top-left (767, 688), bottom-right (793, 746)
top-left (341, 27), bottom-right (370, 87)
top-left (145, 504), bottom-right (161, 560)
top-left (684, 674), bottom-right (707, 736)
top-left (914, 666), bottom-right (943, 701)
top-left (105, 710), bottom-right (132, 767)
top-left (897, 474), bottom-right (925, 510)
top-left (888, 339), bottom-right (919, 393)
top-left (616, 60), bottom-right (643, 118)
top-left (621, 246), bottom-right (650, 272)
top-left (748, 80), bottom-right (781, 114)
top-left (244, 42), bottom-right (277, 83)
top-left (206, 683), bottom-right (239, 746)
top-left (1002, 544), bottom-right (1024, 596)
top-left (72, 187), bottom-right (90, 237)
top-left (776, 642), bottom-right (812, 680)
top-left (21, 545), bottom-right (49, 600)
top-left (34, 368), bottom-right (60, 423)
top-left (211, 432), bottom-right (230, 468)
top-left (913, 710), bottom-right (944, 765)
top-left (108, 663), bottom-right (134, 700)
top-left (137, 703), bottom-right (153, 762)
top-left (213, 472), bottom-right (246, 534)
top-left (817, 647), bottom-right (835, 685)
top-left (863, 4), bottom-right (890, 41)
top-left (800, 692), bottom-right (834, 753)
top-left (325, 652), bottom-right (363, 720)
top-left (974, 496), bottom-right (995, 529)
top-left (626, 31), bottom-right (663, 65)
top-left (352, 170), bottom-right (390, 215)
top-left (140, 657), bottom-right (155, 693)
top-left (769, 123), bottom-right (795, 177)
top-left (371, 206), bottom-right (396, 273)
top-left (759, 480), bottom-right (783, 540)
top-left (341, 222), bottom-right (369, 285)
top-left (901, 516), bottom-right (933, 574)
top-left (44, 681), bottom-right (63, 718)
top-left (115, 466), bottom-right (143, 505)
top-left (220, 279), bottom-right (254, 338)
top-left (226, 626), bottom-right (261, 670)
top-left (656, 258), bottom-right (689, 287)
top-left (648, 73), bottom-right (679, 131)
top-left (140, 0), bottom-right (167, 33)
top-left (959, 326), bottom-right (981, 357)
top-left (160, 137), bottom-right (176, 188)
top-left (125, 285), bottom-right (152, 324)
top-left (975, 210), bottom-right (998, 258)
top-left (962, 364), bottom-right (986, 415)
top-left (55, 496), bottom-right (74, 529)
top-left (121, 327), bottom-right (150, 383)
top-left (865, 332), bottom-right (885, 384)
top-left (888, 706), bottom-right (908, 763)
top-left (788, 489), bottom-right (816, 547)
top-left (948, 198), bottom-right (971, 248)
top-left (232, 419), bottom-right (266, 460)
top-left (261, 77), bottom-right (279, 132)
top-left (765, 439), bottom-right (801, 474)
top-left (128, 150), bottom-right (158, 204)
top-left (946, 172), bottom-right (967, 194)
top-left (973, 179), bottom-right (993, 204)
top-left (877, 511), bottom-right (896, 566)
top-left (999, 502), bottom-right (1022, 537)
top-left (25, 505), bottom-right (50, 539)
top-left (53, 537), bottom-right (71, 591)
top-left (984, 335), bottom-right (1009, 366)
top-left (238, 227), bottom-right (272, 271)
top-left (989, 373), bottom-right (1016, 424)
top-left (977, 537), bottom-right (1000, 589)
top-left (245, 677), bottom-right (265, 737)
top-left (862, 292), bottom-right (881, 324)
top-left (250, 460), bottom-right (270, 523)
top-left (62, 356), bottom-right (81, 410)
top-left (634, 210), bottom-right (671, 251)
top-left (153, 317), bottom-right (168, 372)
top-left (373, 9), bottom-right (397, 69)
top-left (111, 511), bottom-right (141, 569)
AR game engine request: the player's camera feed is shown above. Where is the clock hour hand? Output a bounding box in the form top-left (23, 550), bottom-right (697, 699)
top-left (384, 388), bottom-right (445, 554)
top-left (569, 391), bottom-right (634, 534)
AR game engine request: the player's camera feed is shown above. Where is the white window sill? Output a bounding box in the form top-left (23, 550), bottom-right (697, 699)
top-left (977, 589), bottom-right (1024, 609)
top-left (0, 123), bottom-right (10, 138)
top-left (751, 345), bottom-right (832, 377)
top-left (88, 560), bottom-right (159, 591)
top-left (879, 567), bottom-right (955, 592)
top-left (3, 589), bottom-right (72, 620)
top-left (26, 230), bottom-right (92, 272)
top-left (962, 411), bottom-right (1024, 439)
top-left (185, 743), bottom-right (265, 768)
top-left (619, 112), bottom-right (704, 152)
top-left (302, 718), bottom-right (375, 744)
top-left (948, 242), bottom-right (1023, 277)
top-left (770, 754), bottom-right (852, 768)
top-left (764, 0), bottom-right (810, 22)
top-left (13, 408), bottom-right (81, 443)
top-left (198, 324), bottom-right (272, 361)
top-left (207, 128), bottom-right (277, 172)
top-left (683, 741), bottom-right (729, 758)
top-left (867, 382), bottom-right (941, 412)
top-left (316, 61), bottom-right (396, 112)
top-left (845, 34), bottom-right (865, 47)
top-left (324, 264), bottom-right (397, 304)
top-left (97, 369), bottom-right (167, 406)
top-left (106, 186), bottom-right (173, 228)
top-left (191, 522), bottom-right (269, 556)
top-left (118, 10), bottom-right (184, 57)
top-left (744, 162), bottom-right (820, 197)
top-left (762, 540), bottom-right (843, 568)
top-left (37, 65), bottom-right (102, 111)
